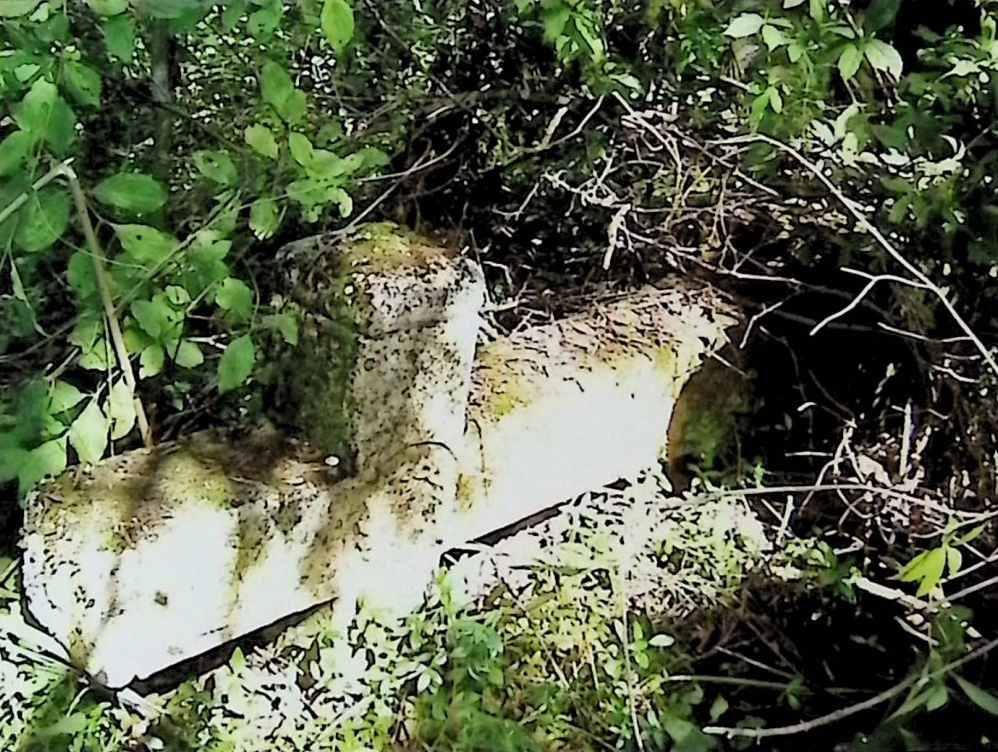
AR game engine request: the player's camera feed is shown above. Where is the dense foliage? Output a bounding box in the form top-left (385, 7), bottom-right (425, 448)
top-left (2, 0), bottom-right (998, 749)
top-left (2, 0), bottom-right (997, 497)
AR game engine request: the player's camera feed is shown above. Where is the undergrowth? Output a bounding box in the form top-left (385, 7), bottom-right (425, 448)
top-left (3, 470), bottom-right (996, 752)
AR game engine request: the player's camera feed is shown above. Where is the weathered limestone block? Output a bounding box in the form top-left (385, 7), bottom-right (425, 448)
top-left (19, 429), bottom-right (452, 688)
top-left (448, 285), bottom-right (738, 544)
top-left (277, 225), bottom-right (485, 620)
top-left (20, 239), bottom-right (738, 688)
top-left (278, 224), bottom-right (484, 471)
top-left (22, 227), bottom-right (485, 688)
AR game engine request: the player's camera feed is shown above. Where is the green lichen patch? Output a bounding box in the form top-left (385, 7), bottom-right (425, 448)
top-left (233, 507), bottom-right (268, 583)
top-left (278, 223), bottom-right (461, 460)
top-left (289, 308), bottom-right (360, 460)
top-left (455, 472), bottom-right (478, 512)
top-left (470, 343), bottom-right (544, 421)
top-left (666, 355), bottom-right (754, 483)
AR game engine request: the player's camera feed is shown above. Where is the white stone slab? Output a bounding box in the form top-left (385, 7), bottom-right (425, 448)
top-left (449, 285), bottom-right (737, 543)
top-left (20, 268), bottom-right (736, 687)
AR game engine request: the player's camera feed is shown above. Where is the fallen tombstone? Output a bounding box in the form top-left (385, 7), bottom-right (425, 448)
top-left (20, 225), bottom-right (738, 688)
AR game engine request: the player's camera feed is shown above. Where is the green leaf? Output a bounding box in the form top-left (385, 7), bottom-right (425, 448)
top-left (86, 0), bottom-right (128, 15)
top-left (230, 646), bottom-right (245, 672)
top-left (216, 277), bottom-right (254, 320)
top-left (768, 86), bottom-right (783, 114)
top-left (888, 193), bottom-right (912, 224)
top-left (70, 315), bottom-right (97, 350)
top-left (185, 231), bottom-right (231, 294)
top-left (67, 251), bottom-right (98, 299)
top-left (267, 312), bottom-right (299, 345)
top-left (761, 24), bottom-right (785, 51)
top-left (194, 150), bottom-right (237, 186)
top-left (218, 335), bottom-right (255, 393)
top-left (925, 682), bottom-right (948, 712)
top-left (103, 14), bottom-right (136, 62)
top-left (248, 0), bottom-right (283, 39)
top-left (172, 339), bottom-right (204, 368)
top-left (898, 549), bottom-right (931, 582)
top-left (838, 44), bottom-right (862, 80)
top-left (95, 172), bottom-right (166, 215)
top-left (632, 621), bottom-right (644, 642)
top-left (0, 441), bottom-right (28, 484)
top-left (359, 147), bottom-right (390, 170)
top-left (541, 3), bottom-right (570, 42)
top-left (0, 130), bottom-right (34, 177)
top-left (63, 61), bottom-right (102, 107)
top-left (946, 546), bottom-right (963, 577)
top-left (45, 103), bottom-right (76, 154)
top-left (864, 39), bottom-right (903, 79)
top-left (288, 132), bottom-right (314, 167)
top-left (107, 379), bottom-right (135, 440)
top-left (165, 285), bottom-right (190, 306)
top-left (249, 197), bottom-right (279, 239)
top-left (259, 60), bottom-right (293, 111)
top-left (709, 695), bottom-right (729, 722)
top-left (49, 381), bottom-right (86, 414)
top-left (16, 188), bottom-right (71, 254)
top-left (331, 187), bottom-right (353, 217)
top-left (140, 344), bottom-right (165, 378)
top-left (11, 79), bottom-right (77, 155)
top-left (955, 676), bottom-right (998, 716)
top-left (0, 0), bottom-right (40, 17)
top-left (916, 548), bottom-right (946, 596)
top-left (259, 62), bottom-right (306, 123)
top-left (8, 258), bottom-right (31, 321)
top-left (18, 437), bottom-right (67, 494)
top-left (649, 633), bottom-right (675, 648)
top-left (956, 525), bottom-right (985, 545)
top-left (70, 317), bottom-right (111, 369)
top-left (14, 63), bottom-right (41, 83)
top-left (130, 298), bottom-right (174, 341)
top-left (320, 0), bottom-right (355, 53)
top-left (68, 399), bottom-right (108, 465)
top-left (79, 341), bottom-right (111, 370)
top-left (122, 323), bottom-right (149, 355)
top-left (723, 13), bottom-right (764, 38)
top-left (575, 16), bottom-right (605, 62)
top-left (222, 0), bottom-right (249, 29)
top-left (115, 224), bottom-right (178, 264)
top-left (245, 123), bottom-right (279, 159)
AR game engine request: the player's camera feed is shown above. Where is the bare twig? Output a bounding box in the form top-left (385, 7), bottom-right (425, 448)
top-left (810, 272), bottom-right (931, 336)
top-left (706, 483), bottom-right (994, 522)
top-left (704, 635), bottom-right (998, 739)
top-left (0, 159), bottom-right (76, 226)
top-left (947, 573), bottom-right (998, 603)
top-left (0, 160), bottom-right (154, 446)
top-left (616, 572), bottom-right (646, 752)
top-left (716, 133), bottom-right (998, 379)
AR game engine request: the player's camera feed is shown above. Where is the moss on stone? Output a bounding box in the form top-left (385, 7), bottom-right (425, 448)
top-left (156, 452), bottom-right (235, 509)
top-left (455, 472), bottom-right (476, 511)
top-left (233, 512), bottom-right (267, 581)
top-left (281, 222), bottom-right (459, 460)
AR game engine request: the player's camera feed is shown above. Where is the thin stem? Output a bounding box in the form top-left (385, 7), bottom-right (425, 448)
top-left (64, 165), bottom-right (153, 448)
top-left (704, 635), bottom-right (998, 739)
